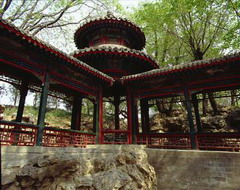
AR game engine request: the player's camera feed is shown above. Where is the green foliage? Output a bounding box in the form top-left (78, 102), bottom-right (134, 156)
top-left (82, 98), bottom-right (94, 115)
top-left (24, 106), bottom-right (39, 116)
top-left (132, 0), bottom-right (239, 66)
top-left (46, 108), bottom-right (71, 118)
top-left (3, 106), bottom-right (17, 119)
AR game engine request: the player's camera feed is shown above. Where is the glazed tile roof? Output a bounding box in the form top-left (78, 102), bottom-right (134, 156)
top-left (0, 19), bottom-right (115, 85)
top-left (73, 45), bottom-right (159, 69)
top-left (74, 11), bottom-right (145, 50)
top-left (121, 52), bottom-right (240, 83)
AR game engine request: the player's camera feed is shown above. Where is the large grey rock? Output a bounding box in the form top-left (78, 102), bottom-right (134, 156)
top-left (226, 109), bottom-right (240, 131)
top-left (150, 107), bottom-right (240, 133)
top-left (150, 110), bottom-right (188, 133)
top-left (2, 148), bottom-right (157, 190)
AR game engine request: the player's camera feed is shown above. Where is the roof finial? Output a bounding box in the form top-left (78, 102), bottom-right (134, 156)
top-left (107, 10), bottom-right (114, 18)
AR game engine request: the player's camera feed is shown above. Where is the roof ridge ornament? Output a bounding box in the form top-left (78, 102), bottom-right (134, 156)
top-left (106, 10), bottom-right (115, 18)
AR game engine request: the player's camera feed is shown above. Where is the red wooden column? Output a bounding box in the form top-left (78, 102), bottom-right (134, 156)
top-left (114, 95), bottom-right (120, 130)
top-left (134, 101), bottom-right (139, 134)
top-left (183, 86), bottom-right (197, 149)
top-left (71, 96), bottom-right (82, 130)
top-left (37, 71), bottom-right (50, 145)
top-left (132, 98), bottom-right (138, 143)
top-left (127, 88), bottom-right (133, 144)
top-left (16, 79), bottom-right (29, 122)
top-left (192, 94), bottom-right (202, 132)
top-left (93, 101), bottom-right (97, 133)
top-left (140, 99), bottom-right (150, 133)
top-left (96, 86), bottom-right (103, 144)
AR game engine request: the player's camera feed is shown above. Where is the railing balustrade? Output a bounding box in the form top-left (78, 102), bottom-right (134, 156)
top-left (136, 133), bottom-right (192, 149)
top-left (42, 127), bottom-right (96, 147)
top-left (0, 120), bottom-right (96, 147)
top-left (102, 130), bottom-right (129, 144)
top-left (196, 133), bottom-right (240, 151)
top-left (1, 120), bottom-right (240, 152)
top-left (0, 120), bottom-right (37, 146)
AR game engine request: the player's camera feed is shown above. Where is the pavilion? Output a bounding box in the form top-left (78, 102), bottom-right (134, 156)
top-left (0, 12), bottom-right (240, 151)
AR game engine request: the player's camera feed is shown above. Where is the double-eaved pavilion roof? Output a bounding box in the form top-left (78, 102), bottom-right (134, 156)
top-left (0, 19), bottom-right (114, 86)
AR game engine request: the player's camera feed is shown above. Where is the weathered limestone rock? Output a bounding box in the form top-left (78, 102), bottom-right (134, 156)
top-left (2, 148), bottom-right (157, 190)
top-left (150, 110), bottom-right (189, 133)
top-left (226, 109), bottom-right (240, 131)
top-left (150, 107), bottom-right (240, 133)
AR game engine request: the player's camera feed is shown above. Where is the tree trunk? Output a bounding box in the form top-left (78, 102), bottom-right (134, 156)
top-left (13, 90), bottom-right (19, 107)
top-left (193, 51), bottom-right (219, 116)
top-left (202, 93), bottom-right (207, 116)
top-left (231, 90), bottom-right (236, 106)
top-left (33, 93), bottom-right (38, 108)
top-left (156, 99), bottom-right (165, 113)
top-left (208, 92), bottom-right (218, 115)
top-left (156, 97), bottom-right (175, 116)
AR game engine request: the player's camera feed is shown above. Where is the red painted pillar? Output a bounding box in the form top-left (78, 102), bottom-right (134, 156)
top-left (140, 99), bottom-right (150, 133)
top-left (183, 86), bottom-right (197, 149)
top-left (71, 96), bottom-right (82, 130)
top-left (127, 88), bottom-right (133, 144)
top-left (37, 71), bottom-right (50, 146)
top-left (114, 95), bottom-right (120, 130)
top-left (16, 79), bottom-right (29, 122)
top-left (93, 101), bottom-right (97, 133)
top-left (134, 101), bottom-right (139, 134)
top-left (98, 87), bottom-right (103, 144)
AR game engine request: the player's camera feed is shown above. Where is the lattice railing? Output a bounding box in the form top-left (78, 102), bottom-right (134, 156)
top-left (42, 127), bottom-right (96, 147)
top-left (103, 130), bottom-right (129, 144)
top-left (0, 121), bottom-right (38, 146)
top-left (196, 133), bottom-right (240, 151)
top-left (136, 133), bottom-right (192, 149)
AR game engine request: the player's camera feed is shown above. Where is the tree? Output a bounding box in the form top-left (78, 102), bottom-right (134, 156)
top-left (0, 0), bottom-right (123, 52)
top-left (0, 0), bottom-right (121, 34)
top-left (8, 85), bottom-right (19, 106)
top-left (0, 83), bottom-right (7, 98)
top-left (133, 0), bottom-right (239, 116)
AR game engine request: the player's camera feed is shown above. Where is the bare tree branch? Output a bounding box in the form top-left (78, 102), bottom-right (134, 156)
top-left (0, 0), bottom-right (13, 18)
top-left (20, 0), bottom-right (39, 29)
top-left (229, 0), bottom-right (240, 19)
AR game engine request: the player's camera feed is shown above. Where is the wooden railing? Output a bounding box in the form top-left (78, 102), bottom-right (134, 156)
top-left (196, 133), bottom-right (240, 151)
top-left (1, 120), bottom-right (240, 151)
top-left (42, 127), bottom-right (96, 147)
top-left (0, 120), bottom-right (38, 146)
top-left (102, 130), bottom-right (129, 144)
top-left (136, 133), bottom-right (192, 149)
top-left (0, 120), bottom-right (96, 147)
top-left (137, 133), bottom-right (240, 151)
